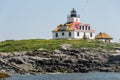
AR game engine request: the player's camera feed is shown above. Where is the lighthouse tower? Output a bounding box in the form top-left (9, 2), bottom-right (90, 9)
top-left (67, 8), bottom-right (80, 23)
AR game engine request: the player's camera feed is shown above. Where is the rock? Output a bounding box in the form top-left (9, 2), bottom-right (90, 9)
top-left (0, 47), bottom-right (120, 74)
top-left (0, 52), bottom-right (11, 56)
top-left (34, 48), bottom-right (47, 52)
top-left (60, 44), bottom-right (71, 50)
top-left (109, 55), bottom-right (120, 62)
top-left (12, 52), bottom-right (27, 56)
top-left (99, 67), bottom-right (113, 72)
top-left (8, 57), bottom-right (25, 64)
top-left (0, 71), bottom-right (10, 78)
top-left (53, 50), bottom-right (62, 54)
top-left (63, 59), bottom-right (74, 63)
top-left (79, 67), bottom-right (89, 73)
top-left (51, 53), bottom-right (67, 59)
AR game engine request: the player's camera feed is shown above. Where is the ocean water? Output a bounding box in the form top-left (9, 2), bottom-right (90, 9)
top-left (6, 72), bottom-right (120, 80)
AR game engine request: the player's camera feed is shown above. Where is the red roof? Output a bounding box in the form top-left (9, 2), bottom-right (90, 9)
top-left (52, 21), bottom-right (94, 32)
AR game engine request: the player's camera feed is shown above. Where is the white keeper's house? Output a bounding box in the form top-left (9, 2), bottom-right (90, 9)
top-left (52, 8), bottom-right (95, 39)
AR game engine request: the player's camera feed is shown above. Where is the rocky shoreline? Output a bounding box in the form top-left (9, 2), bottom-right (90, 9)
top-left (0, 45), bottom-right (120, 75)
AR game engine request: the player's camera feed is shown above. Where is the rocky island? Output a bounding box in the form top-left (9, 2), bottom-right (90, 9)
top-left (0, 39), bottom-right (120, 75)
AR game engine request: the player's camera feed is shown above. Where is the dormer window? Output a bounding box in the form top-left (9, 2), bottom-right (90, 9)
top-left (86, 26), bottom-right (87, 30)
top-left (79, 26), bottom-right (81, 30)
top-left (82, 26), bottom-right (84, 30)
top-left (88, 26), bottom-right (90, 30)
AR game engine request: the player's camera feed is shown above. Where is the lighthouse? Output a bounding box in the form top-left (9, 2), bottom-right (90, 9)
top-left (67, 8), bottom-right (80, 23)
top-left (52, 8), bottom-right (95, 39)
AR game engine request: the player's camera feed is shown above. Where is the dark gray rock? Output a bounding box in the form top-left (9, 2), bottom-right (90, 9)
top-left (0, 48), bottom-right (120, 74)
top-left (8, 57), bottom-right (25, 64)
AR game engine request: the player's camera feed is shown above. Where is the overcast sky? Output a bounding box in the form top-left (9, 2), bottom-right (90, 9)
top-left (0, 0), bottom-right (120, 42)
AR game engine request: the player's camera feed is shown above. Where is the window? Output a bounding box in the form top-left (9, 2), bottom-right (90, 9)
top-left (82, 26), bottom-right (84, 30)
top-left (76, 19), bottom-right (78, 21)
top-left (83, 32), bottom-right (86, 39)
top-left (62, 32), bottom-right (64, 36)
top-left (56, 33), bottom-right (58, 37)
top-left (69, 32), bottom-right (71, 37)
top-left (86, 26), bottom-right (87, 30)
top-left (77, 32), bottom-right (79, 36)
top-left (79, 26), bottom-right (81, 30)
top-left (90, 33), bottom-right (92, 37)
top-left (88, 26), bottom-right (90, 30)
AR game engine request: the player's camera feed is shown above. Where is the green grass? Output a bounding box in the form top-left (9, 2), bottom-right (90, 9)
top-left (0, 39), bottom-right (120, 52)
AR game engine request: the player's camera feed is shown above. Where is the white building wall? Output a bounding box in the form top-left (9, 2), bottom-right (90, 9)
top-left (73, 31), bottom-right (95, 39)
top-left (85, 32), bottom-right (95, 39)
top-left (67, 17), bottom-right (80, 22)
top-left (52, 31), bottom-right (95, 39)
top-left (86, 32), bottom-right (95, 39)
top-left (74, 32), bottom-right (83, 39)
top-left (97, 39), bottom-right (105, 42)
top-left (90, 33), bottom-right (95, 39)
top-left (52, 31), bottom-right (74, 39)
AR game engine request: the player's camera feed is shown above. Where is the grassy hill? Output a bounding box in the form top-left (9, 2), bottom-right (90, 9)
top-left (0, 39), bottom-right (119, 52)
